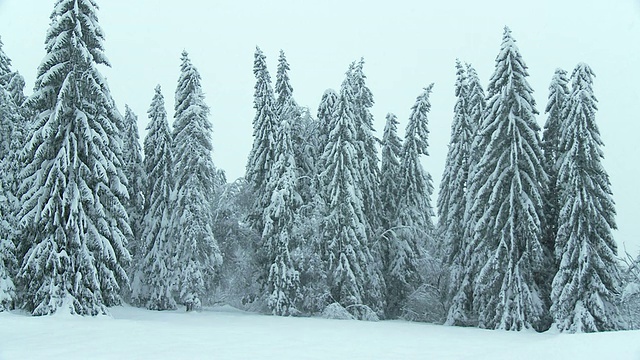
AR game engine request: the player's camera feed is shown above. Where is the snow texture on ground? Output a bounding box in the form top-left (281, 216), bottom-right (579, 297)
top-left (1, 305), bottom-right (638, 359)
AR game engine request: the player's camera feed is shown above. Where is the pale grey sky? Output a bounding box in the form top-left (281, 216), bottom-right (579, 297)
top-left (0, 0), bottom-right (639, 255)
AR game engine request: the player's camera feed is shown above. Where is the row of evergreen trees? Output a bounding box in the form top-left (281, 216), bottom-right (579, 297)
top-left (0, 0), bottom-right (632, 333)
top-left (438, 28), bottom-right (621, 332)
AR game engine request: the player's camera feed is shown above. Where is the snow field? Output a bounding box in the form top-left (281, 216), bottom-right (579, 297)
top-left (1, 305), bottom-right (639, 360)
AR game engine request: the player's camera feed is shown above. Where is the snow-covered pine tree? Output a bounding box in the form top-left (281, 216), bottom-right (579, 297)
top-left (350, 59), bottom-right (386, 314)
top-left (0, 36), bottom-right (26, 188)
top-left (133, 85), bottom-right (177, 310)
top-left (541, 69), bottom-right (570, 262)
top-left (438, 60), bottom-right (478, 325)
top-left (320, 67), bottom-right (384, 319)
top-left (262, 99), bottom-right (302, 316)
top-left (0, 165), bottom-right (16, 311)
top-left (246, 47), bottom-right (279, 234)
top-left (171, 51), bottom-right (222, 311)
top-left (122, 105), bottom-right (145, 264)
top-left (463, 63), bottom-right (486, 169)
top-left (275, 50), bottom-right (294, 109)
top-left (349, 59), bottom-right (382, 240)
top-left (18, 0), bottom-right (131, 315)
top-left (438, 60), bottom-right (472, 262)
top-left (0, 39), bottom-right (25, 311)
top-left (315, 89), bottom-right (339, 180)
top-left (275, 50), bottom-right (315, 208)
top-left (380, 113), bottom-right (403, 232)
top-left (379, 112), bottom-right (404, 318)
top-left (550, 63), bottom-right (621, 333)
top-left (0, 38), bottom-right (26, 108)
top-left (446, 63), bottom-right (487, 326)
top-left (468, 27), bottom-right (547, 331)
top-left (387, 84), bottom-right (435, 318)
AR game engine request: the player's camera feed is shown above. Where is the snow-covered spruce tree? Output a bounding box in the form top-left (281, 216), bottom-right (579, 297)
top-left (468, 27), bottom-right (548, 331)
top-left (388, 84), bottom-right (435, 319)
top-left (438, 60), bottom-right (472, 263)
top-left (349, 59), bottom-right (382, 240)
top-left (319, 68), bottom-right (384, 320)
top-left (18, 0), bottom-right (131, 315)
top-left (446, 63), bottom-right (487, 326)
top-left (438, 61), bottom-right (476, 325)
top-left (171, 51), bottom-right (222, 311)
top-left (0, 38), bottom-right (26, 108)
top-left (122, 105), bottom-right (145, 264)
top-left (379, 112), bottom-right (405, 318)
top-left (315, 89), bottom-right (340, 180)
top-left (0, 36), bottom-right (26, 195)
top-left (0, 39), bottom-right (26, 311)
top-left (0, 170), bottom-right (16, 311)
top-left (350, 59), bottom-right (386, 314)
top-left (550, 63), bottom-right (621, 333)
top-left (380, 113), bottom-right (403, 232)
top-left (133, 85), bottom-right (177, 310)
top-left (262, 101), bottom-right (302, 316)
top-left (246, 47), bottom-right (279, 234)
top-left (275, 50), bottom-right (315, 206)
top-left (541, 69), bottom-right (570, 262)
top-left (275, 50), bottom-right (294, 109)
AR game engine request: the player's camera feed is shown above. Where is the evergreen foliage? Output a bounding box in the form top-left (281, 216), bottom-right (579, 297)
top-left (550, 63), bottom-right (621, 332)
top-left (246, 47), bottom-right (279, 234)
top-left (18, 0), bottom-right (131, 315)
top-left (315, 89), bottom-right (339, 179)
top-left (262, 102), bottom-right (302, 316)
top-left (467, 27), bottom-right (547, 330)
top-left (388, 84), bottom-right (435, 318)
top-left (134, 85), bottom-right (177, 310)
top-left (445, 63), bottom-right (487, 326)
top-left (380, 113), bottom-right (403, 231)
top-left (122, 105), bottom-right (145, 263)
top-left (349, 60), bottom-right (382, 240)
top-left (171, 51), bottom-right (222, 311)
top-left (541, 69), bottom-right (570, 262)
top-left (438, 61), bottom-right (478, 325)
top-left (319, 67), bottom-right (384, 319)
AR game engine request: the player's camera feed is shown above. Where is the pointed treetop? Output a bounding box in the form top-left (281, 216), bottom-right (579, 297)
top-left (0, 36), bottom-right (12, 77)
top-left (406, 83), bottom-right (434, 155)
top-left (571, 62), bottom-right (596, 89)
top-left (276, 49), bottom-right (294, 105)
top-left (487, 27), bottom-right (536, 113)
top-left (454, 59), bottom-right (468, 98)
top-left (545, 68), bottom-right (570, 113)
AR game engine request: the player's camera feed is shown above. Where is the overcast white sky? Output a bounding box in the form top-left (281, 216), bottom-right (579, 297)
top-left (0, 0), bottom-right (639, 255)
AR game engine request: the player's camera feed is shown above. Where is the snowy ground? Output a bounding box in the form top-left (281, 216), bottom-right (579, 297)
top-left (1, 305), bottom-right (639, 360)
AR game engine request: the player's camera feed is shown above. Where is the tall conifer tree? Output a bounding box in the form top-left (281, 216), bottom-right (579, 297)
top-left (541, 69), bottom-right (570, 261)
top-left (262, 101), bottom-right (302, 316)
top-left (320, 68), bottom-right (384, 318)
top-left (551, 63), bottom-right (621, 332)
top-left (315, 89), bottom-right (339, 180)
top-left (439, 61), bottom-right (480, 325)
top-left (246, 47), bottom-right (278, 234)
top-left (446, 63), bottom-right (487, 326)
top-left (350, 60), bottom-right (382, 238)
top-left (380, 113), bottom-right (403, 232)
top-left (387, 85), bottom-right (435, 318)
top-left (18, 0), bottom-right (131, 315)
top-left (467, 27), bottom-right (547, 330)
top-left (134, 86), bottom-right (177, 310)
top-left (122, 105), bottom-right (145, 262)
top-left (171, 51), bottom-right (222, 311)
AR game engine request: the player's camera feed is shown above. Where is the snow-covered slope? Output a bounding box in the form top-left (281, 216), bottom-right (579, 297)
top-left (1, 305), bottom-right (638, 359)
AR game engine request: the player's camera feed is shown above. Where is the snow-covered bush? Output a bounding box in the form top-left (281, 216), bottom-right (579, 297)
top-left (321, 303), bottom-right (354, 320)
top-left (402, 253), bottom-right (449, 324)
